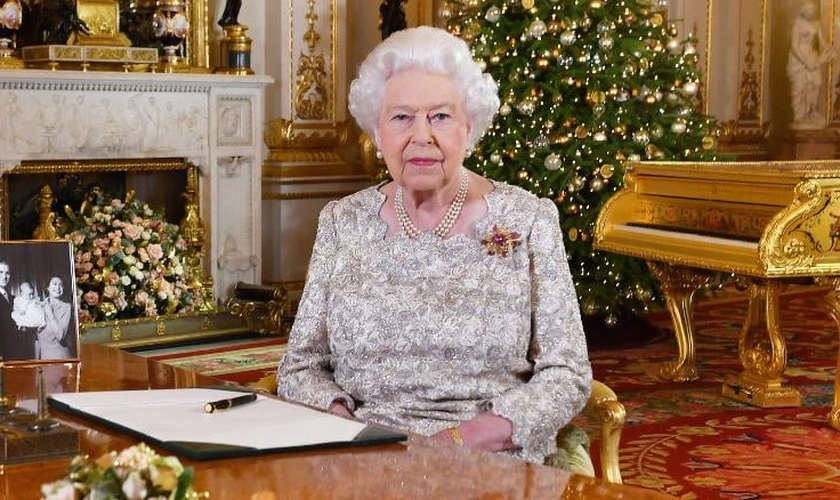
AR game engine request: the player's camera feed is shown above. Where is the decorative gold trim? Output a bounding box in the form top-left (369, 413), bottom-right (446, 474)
top-left (585, 380), bottom-right (626, 484)
top-left (262, 162), bottom-right (367, 179)
top-left (815, 276), bottom-right (840, 431)
top-left (80, 310), bottom-right (250, 348)
top-left (264, 118), bottom-right (351, 162)
top-left (721, 280), bottom-right (801, 408)
top-left (1, 158), bottom-right (198, 240)
top-left (295, 0), bottom-right (328, 120)
top-left (262, 190), bottom-right (359, 201)
top-left (738, 28), bottom-right (760, 121)
top-left (188, 0), bottom-right (210, 69)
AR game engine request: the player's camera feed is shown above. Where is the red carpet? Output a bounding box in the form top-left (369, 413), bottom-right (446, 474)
top-left (586, 285), bottom-right (840, 499)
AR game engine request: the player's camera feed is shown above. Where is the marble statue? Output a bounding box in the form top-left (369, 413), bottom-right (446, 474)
top-left (787, 1), bottom-right (834, 128)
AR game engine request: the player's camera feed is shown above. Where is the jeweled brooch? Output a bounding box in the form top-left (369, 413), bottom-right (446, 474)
top-left (480, 225), bottom-right (521, 257)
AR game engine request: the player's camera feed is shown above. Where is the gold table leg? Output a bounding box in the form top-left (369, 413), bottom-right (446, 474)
top-left (815, 277), bottom-right (840, 431)
top-left (648, 262), bottom-right (713, 382)
top-left (721, 279), bottom-right (801, 408)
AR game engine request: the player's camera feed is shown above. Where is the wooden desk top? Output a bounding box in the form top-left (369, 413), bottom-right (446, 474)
top-left (2, 344), bottom-right (671, 500)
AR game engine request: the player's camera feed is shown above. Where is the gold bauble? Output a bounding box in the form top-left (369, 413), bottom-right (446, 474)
top-left (649, 13), bottom-right (664, 27)
top-left (599, 164), bottom-right (615, 179)
top-left (587, 90), bottom-right (606, 105)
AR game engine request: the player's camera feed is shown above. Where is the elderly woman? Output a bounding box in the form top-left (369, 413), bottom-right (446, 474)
top-left (277, 26), bottom-right (592, 465)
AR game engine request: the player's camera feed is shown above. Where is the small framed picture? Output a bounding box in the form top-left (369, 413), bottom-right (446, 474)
top-left (0, 240), bottom-right (80, 365)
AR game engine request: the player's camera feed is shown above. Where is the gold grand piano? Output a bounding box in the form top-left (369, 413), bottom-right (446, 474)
top-left (593, 160), bottom-right (840, 430)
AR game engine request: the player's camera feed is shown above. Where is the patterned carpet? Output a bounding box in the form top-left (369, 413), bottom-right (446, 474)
top-left (147, 286), bottom-right (840, 499)
top-left (585, 286), bottom-right (840, 499)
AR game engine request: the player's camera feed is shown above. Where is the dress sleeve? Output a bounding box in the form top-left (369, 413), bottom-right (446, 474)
top-left (488, 197), bottom-right (592, 459)
top-left (276, 202), bottom-right (356, 411)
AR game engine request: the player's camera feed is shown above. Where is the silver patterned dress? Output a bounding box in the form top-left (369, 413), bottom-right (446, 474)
top-left (277, 180), bottom-right (592, 463)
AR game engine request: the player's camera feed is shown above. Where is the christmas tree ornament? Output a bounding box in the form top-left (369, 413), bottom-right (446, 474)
top-left (599, 35), bottom-right (614, 50)
top-left (544, 153), bottom-right (563, 170)
top-left (681, 81), bottom-right (699, 96)
top-left (528, 19), bottom-right (547, 38)
top-left (559, 30), bottom-right (576, 46)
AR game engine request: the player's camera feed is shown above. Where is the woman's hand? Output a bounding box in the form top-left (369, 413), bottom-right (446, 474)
top-left (328, 399), bottom-right (354, 418)
top-left (433, 411), bottom-right (517, 452)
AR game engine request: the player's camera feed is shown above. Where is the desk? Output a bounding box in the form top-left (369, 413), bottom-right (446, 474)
top-left (2, 344), bottom-right (671, 499)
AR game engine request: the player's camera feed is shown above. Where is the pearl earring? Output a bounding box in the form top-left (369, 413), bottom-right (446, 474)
top-left (375, 150), bottom-right (383, 159)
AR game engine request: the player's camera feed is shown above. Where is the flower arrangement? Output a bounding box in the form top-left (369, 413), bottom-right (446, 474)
top-left (480, 225), bottom-right (522, 257)
top-left (56, 190), bottom-right (202, 324)
top-left (40, 443), bottom-right (201, 500)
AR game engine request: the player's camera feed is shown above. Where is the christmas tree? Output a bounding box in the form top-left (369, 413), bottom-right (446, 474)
top-left (443, 0), bottom-right (719, 326)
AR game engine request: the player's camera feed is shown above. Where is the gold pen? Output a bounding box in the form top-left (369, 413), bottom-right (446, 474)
top-left (204, 393), bottom-right (258, 413)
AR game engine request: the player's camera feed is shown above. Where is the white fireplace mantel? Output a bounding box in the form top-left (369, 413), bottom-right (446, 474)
top-left (0, 69), bottom-right (273, 303)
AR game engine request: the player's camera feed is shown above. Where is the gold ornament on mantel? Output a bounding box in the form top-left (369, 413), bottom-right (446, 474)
top-left (214, 0), bottom-right (253, 75)
top-left (0, 0), bottom-right (24, 69)
top-left (70, 0), bottom-right (132, 47)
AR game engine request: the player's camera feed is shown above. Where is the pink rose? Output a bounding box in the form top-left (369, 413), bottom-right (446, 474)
top-left (83, 291), bottom-right (100, 306)
top-left (103, 285), bottom-right (119, 299)
top-left (147, 243), bottom-right (164, 261)
top-left (123, 223), bottom-right (142, 240)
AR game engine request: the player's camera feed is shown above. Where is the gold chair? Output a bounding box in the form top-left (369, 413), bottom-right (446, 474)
top-left (253, 375), bottom-right (625, 484)
top-left (585, 379), bottom-right (626, 484)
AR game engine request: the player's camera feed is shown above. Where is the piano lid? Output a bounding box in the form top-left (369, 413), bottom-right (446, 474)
top-left (594, 160), bottom-right (840, 277)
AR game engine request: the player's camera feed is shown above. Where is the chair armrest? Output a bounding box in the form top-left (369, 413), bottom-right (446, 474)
top-left (252, 374), bottom-right (278, 394)
top-left (584, 380), bottom-right (626, 484)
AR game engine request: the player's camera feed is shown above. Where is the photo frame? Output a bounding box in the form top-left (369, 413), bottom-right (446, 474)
top-left (0, 240), bottom-right (80, 365)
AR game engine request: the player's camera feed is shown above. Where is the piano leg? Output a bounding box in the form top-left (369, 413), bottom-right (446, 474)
top-left (815, 277), bottom-right (840, 431)
top-left (721, 279), bottom-right (801, 408)
top-left (648, 262), bottom-right (713, 382)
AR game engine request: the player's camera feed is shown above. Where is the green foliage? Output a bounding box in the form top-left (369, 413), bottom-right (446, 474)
top-left (444, 0), bottom-right (720, 323)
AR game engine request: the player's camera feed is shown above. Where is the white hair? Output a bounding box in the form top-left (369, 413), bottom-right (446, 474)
top-left (348, 26), bottom-right (500, 149)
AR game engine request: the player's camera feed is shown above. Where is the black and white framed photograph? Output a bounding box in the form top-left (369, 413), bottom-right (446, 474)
top-left (0, 240), bottom-right (80, 365)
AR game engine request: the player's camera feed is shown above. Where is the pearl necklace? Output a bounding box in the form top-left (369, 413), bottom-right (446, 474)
top-left (395, 169), bottom-right (470, 239)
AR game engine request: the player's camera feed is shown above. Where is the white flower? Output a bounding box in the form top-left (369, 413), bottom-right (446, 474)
top-left (40, 479), bottom-right (75, 500)
top-left (121, 275), bottom-right (132, 286)
top-left (124, 255), bottom-right (137, 266)
top-left (121, 470), bottom-right (148, 499)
